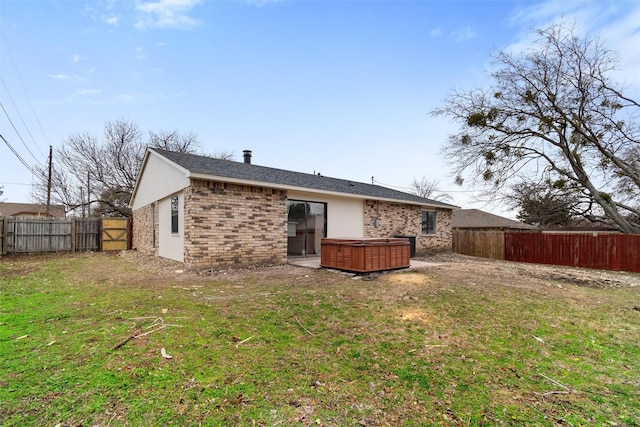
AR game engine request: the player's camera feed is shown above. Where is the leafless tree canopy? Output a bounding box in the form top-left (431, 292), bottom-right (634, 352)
top-left (432, 23), bottom-right (640, 233)
top-left (30, 119), bottom-right (218, 217)
top-left (410, 176), bottom-right (453, 202)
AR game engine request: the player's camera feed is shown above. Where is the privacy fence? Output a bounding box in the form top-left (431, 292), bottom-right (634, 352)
top-left (453, 230), bottom-right (640, 273)
top-left (0, 216), bottom-right (131, 255)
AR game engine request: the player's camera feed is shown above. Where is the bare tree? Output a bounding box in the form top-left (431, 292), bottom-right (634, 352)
top-left (410, 176), bottom-right (453, 202)
top-left (30, 119), bottom-right (207, 217)
top-left (432, 23), bottom-right (640, 233)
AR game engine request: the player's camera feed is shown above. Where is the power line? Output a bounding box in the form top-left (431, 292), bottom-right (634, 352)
top-left (0, 76), bottom-right (46, 164)
top-left (0, 29), bottom-right (49, 157)
top-left (0, 132), bottom-right (41, 176)
top-left (372, 178), bottom-right (482, 193)
top-left (0, 101), bottom-right (45, 167)
top-left (0, 181), bottom-right (45, 186)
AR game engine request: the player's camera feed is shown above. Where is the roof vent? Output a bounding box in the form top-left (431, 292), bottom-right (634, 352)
top-left (243, 150), bottom-right (252, 164)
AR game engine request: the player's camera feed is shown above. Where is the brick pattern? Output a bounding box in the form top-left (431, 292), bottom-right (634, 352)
top-left (183, 179), bottom-right (288, 268)
top-left (363, 200), bottom-right (452, 254)
top-left (132, 202), bottom-right (158, 256)
top-left (133, 184), bottom-right (453, 267)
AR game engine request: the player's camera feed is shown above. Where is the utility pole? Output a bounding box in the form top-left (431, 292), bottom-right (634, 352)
top-left (86, 170), bottom-right (91, 217)
top-left (80, 187), bottom-right (85, 218)
top-left (46, 145), bottom-right (52, 216)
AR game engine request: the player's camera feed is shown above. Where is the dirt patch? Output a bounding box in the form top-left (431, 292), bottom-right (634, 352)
top-left (384, 272), bottom-right (431, 286)
top-left (6, 250), bottom-right (636, 296)
top-left (398, 308), bottom-right (431, 322)
top-left (416, 253), bottom-right (640, 290)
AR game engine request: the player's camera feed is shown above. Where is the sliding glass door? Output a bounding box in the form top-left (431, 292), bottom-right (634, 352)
top-left (287, 200), bottom-right (326, 256)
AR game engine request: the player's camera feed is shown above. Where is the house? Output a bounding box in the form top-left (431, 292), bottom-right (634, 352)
top-left (0, 202), bottom-right (66, 218)
top-left (452, 209), bottom-right (536, 231)
top-left (130, 148), bottom-right (458, 268)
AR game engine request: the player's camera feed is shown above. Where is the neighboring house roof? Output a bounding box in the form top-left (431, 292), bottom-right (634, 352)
top-left (133, 148), bottom-right (458, 209)
top-left (452, 208), bottom-right (536, 230)
top-left (0, 202), bottom-right (66, 217)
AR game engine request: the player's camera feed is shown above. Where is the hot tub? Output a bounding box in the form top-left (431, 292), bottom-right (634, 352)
top-left (320, 238), bottom-right (411, 273)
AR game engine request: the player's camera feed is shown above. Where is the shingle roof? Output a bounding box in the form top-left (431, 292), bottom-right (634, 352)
top-left (0, 202), bottom-right (66, 217)
top-left (151, 148), bottom-right (457, 209)
top-left (452, 209), bottom-right (535, 229)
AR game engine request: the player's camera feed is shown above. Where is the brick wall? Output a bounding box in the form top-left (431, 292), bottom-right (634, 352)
top-left (183, 179), bottom-right (288, 268)
top-left (363, 200), bottom-right (452, 254)
top-left (132, 202), bottom-right (158, 256)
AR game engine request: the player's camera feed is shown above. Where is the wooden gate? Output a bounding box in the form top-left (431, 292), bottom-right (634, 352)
top-left (75, 219), bottom-right (101, 252)
top-left (101, 218), bottom-right (129, 251)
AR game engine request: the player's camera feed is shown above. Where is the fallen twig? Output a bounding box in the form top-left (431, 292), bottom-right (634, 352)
top-left (534, 390), bottom-right (570, 397)
top-left (295, 316), bottom-right (314, 336)
top-left (540, 373), bottom-right (570, 390)
top-left (134, 325), bottom-right (167, 338)
top-left (145, 318), bottom-right (163, 329)
top-left (112, 331), bottom-right (139, 350)
top-left (235, 336), bottom-right (254, 348)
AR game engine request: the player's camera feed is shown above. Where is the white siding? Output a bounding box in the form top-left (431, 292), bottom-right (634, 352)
top-left (131, 153), bottom-right (190, 210)
top-left (288, 190), bottom-right (364, 238)
top-left (158, 193), bottom-right (184, 262)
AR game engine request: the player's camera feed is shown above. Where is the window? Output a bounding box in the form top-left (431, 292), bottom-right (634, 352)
top-left (171, 196), bottom-right (179, 234)
top-left (422, 211), bottom-right (436, 235)
top-left (151, 203), bottom-right (156, 247)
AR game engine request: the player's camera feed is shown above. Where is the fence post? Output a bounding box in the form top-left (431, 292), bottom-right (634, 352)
top-left (72, 217), bottom-right (76, 252)
top-left (1, 217), bottom-right (4, 255)
top-left (128, 217), bottom-right (133, 250)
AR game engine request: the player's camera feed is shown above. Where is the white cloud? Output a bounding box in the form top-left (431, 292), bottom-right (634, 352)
top-left (450, 26), bottom-right (476, 43)
top-left (104, 15), bottom-right (119, 26)
top-left (48, 74), bottom-right (71, 80)
top-left (109, 91), bottom-right (163, 104)
top-left (135, 0), bottom-right (202, 30)
top-left (72, 54), bottom-right (81, 63)
top-left (136, 46), bottom-right (147, 60)
top-left (116, 94), bottom-right (137, 103)
top-left (506, 0), bottom-right (640, 92)
top-left (430, 28), bottom-right (443, 37)
top-left (75, 88), bottom-right (102, 96)
top-left (242, 0), bottom-right (286, 6)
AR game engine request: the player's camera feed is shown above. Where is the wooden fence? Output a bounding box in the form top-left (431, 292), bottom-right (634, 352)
top-left (453, 230), bottom-right (505, 260)
top-left (0, 216), bottom-right (130, 255)
top-left (453, 230), bottom-right (640, 273)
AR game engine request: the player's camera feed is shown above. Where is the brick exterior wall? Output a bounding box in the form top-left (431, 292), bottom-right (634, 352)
top-left (132, 202), bottom-right (158, 256)
top-left (363, 200), bottom-right (452, 254)
top-left (133, 182), bottom-right (452, 266)
top-left (183, 179), bottom-right (288, 268)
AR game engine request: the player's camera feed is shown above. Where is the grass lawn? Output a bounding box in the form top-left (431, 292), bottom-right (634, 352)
top-left (1, 252), bottom-right (639, 426)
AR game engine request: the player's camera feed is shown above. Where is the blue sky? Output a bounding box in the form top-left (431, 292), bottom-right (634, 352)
top-left (1, 0), bottom-right (639, 216)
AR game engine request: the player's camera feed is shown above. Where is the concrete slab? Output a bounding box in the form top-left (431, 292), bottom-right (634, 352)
top-left (288, 257), bottom-right (440, 271)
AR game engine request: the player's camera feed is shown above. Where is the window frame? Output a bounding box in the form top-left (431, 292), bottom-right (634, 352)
top-left (421, 210), bottom-right (436, 235)
top-left (170, 195), bottom-right (179, 234)
top-left (151, 203), bottom-right (156, 247)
